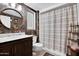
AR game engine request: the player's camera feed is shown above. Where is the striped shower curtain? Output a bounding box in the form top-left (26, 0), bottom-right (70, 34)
top-left (39, 3), bottom-right (78, 55)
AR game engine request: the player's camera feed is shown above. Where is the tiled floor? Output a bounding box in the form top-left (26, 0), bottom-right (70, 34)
top-left (33, 50), bottom-right (53, 56)
top-left (44, 53), bottom-right (54, 56)
top-left (33, 50), bottom-right (46, 56)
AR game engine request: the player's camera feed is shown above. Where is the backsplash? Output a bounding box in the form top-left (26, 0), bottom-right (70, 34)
top-left (0, 17), bottom-right (25, 34)
top-left (11, 17), bottom-right (25, 33)
top-left (0, 32), bottom-right (25, 38)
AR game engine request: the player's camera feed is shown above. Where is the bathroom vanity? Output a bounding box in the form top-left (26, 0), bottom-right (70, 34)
top-left (0, 34), bottom-right (33, 56)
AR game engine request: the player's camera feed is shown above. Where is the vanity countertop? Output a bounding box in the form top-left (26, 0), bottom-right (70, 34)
top-left (0, 35), bottom-right (33, 43)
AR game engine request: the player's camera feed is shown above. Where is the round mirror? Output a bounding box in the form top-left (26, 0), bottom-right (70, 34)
top-left (0, 15), bottom-right (12, 28)
top-left (0, 8), bottom-right (23, 29)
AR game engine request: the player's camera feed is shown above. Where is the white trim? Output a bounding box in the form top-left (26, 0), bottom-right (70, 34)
top-left (43, 47), bottom-right (66, 56)
top-left (77, 3), bottom-right (79, 24)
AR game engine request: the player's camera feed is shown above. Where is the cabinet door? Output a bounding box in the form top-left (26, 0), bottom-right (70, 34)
top-left (13, 38), bottom-right (32, 56)
top-left (0, 44), bottom-right (13, 56)
top-left (13, 40), bottom-right (25, 56)
top-left (24, 38), bottom-right (32, 56)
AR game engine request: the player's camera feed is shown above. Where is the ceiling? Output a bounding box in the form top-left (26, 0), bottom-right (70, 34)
top-left (0, 3), bottom-right (9, 11)
top-left (0, 3), bottom-right (61, 11)
top-left (25, 3), bottom-right (60, 11)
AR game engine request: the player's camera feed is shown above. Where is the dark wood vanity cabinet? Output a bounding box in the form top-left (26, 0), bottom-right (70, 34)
top-left (0, 37), bottom-right (32, 56)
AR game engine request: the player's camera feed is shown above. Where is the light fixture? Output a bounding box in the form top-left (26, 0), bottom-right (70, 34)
top-left (10, 3), bottom-right (22, 11)
top-left (11, 3), bottom-right (16, 8)
top-left (16, 5), bottom-right (22, 11)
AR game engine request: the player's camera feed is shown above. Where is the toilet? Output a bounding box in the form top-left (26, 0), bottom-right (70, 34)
top-left (33, 35), bottom-right (43, 52)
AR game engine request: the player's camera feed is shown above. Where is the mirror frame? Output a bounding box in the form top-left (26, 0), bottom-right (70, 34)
top-left (0, 8), bottom-right (23, 19)
top-left (0, 8), bottom-right (23, 29)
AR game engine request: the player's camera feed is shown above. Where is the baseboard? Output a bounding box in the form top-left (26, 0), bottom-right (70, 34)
top-left (43, 47), bottom-right (66, 56)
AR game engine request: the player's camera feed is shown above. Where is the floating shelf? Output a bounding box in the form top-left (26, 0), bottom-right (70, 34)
top-left (68, 38), bottom-right (77, 42)
top-left (68, 24), bottom-right (79, 55)
top-left (70, 25), bottom-right (79, 27)
top-left (69, 32), bottom-right (79, 34)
